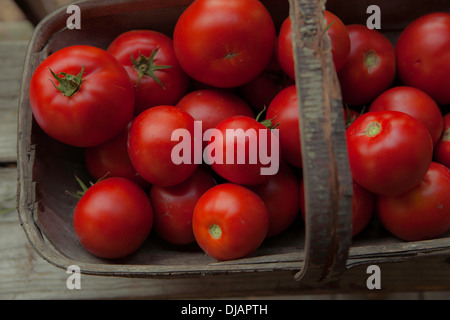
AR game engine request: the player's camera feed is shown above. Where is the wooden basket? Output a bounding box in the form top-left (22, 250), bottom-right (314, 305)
top-left (16, 0), bottom-right (450, 284)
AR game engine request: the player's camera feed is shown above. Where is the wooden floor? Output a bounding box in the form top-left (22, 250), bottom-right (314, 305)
top-left (1, 0), bottom-right (449, 300)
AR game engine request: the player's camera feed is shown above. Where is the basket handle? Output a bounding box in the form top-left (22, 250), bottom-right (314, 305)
top-left (288, 0), bottom-right (354, 283)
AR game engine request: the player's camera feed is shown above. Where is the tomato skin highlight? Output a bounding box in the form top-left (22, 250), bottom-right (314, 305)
top-left (192, 183), bottom-right (269, 261)
top-left (346, 110), bottom-right (433, 196)
top-left (173, 0), bottom-right (276, 88)
top-left (376, 162), bottom-right (450, 241)
top-left (73, 177), bottom-right (153, 259)
top-left (29, 45), bottom-right (135, 147)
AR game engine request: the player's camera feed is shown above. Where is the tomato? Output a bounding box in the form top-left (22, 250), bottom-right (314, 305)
top-left (434, 113), bottom-right (450, 168)
top-left (192, 183), bottom-right (269, 261)
top-left (369, 86), bottom-right (444, 146)
top-left (346, 110), bottom-right (433, 196)
top-left (299, 179), bottom-right (374, 237)
top-left (207, 115), bottom-right (280, 186)
top-left (149, 167), bottom-right (216, 245)
top-left (84, 120), bottom-right (149, 189)
top-left (266, 85), bottom-right (302, 168)
top-left (176, 89), bottom-right (254, 135)
top-left (107, 30), bottom-right (190, 115)
top-left (128, 105), bottom-right (198, 186)
top-left (396, 12), bottom-right (450, 106)
top-left (29, 45), bottom-right (135, 147)
top-left (173, 0), bottom-right (276, 88)
top-left (73, 177), bottom-right (153, 259)
top-left (376, 162), bottom-right (450, 241)
top-left (249, 162), bottom-right (300, 237)
top-left (338, 24), bottom-right (396, 107)
top-left (277, 10), bottom-right (350, 79)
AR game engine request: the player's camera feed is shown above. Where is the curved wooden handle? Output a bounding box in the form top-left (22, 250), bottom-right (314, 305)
top-left (289, 0), bottom-right (353, 283)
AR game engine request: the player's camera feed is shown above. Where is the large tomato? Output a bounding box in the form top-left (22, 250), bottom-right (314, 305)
top-left (107, 30), bottom-right (190, 115)
top-left (369, 86), bottom-right (444, 146)
top-left (396, 12), bottom-right (450, 105)
top-left (73, 177), bottom-right (153, 259)
top-left (338, 24), bottom-right (396, 107)
top-left (266, 85), bottom-right (302, 168)
top-left (192, 183), bottom-right (269, 261)
top-left (346, 110), bottom-right (433, 196)
top-left (434, 113), bottom-right (450, 168)
top-left (29, 45), bottom-right (135, 147)
top-left (84, 121), bottom-right (150, 189)
top-left (277, 10), bottom-right (350, 79)
top-left (128, 105), bottom-right (198, 186)
top-left (149, 167), bottom-right (216, 245)
top-left (173, 0), bottom-right (276, 88)
top-left (207, 115), bottom-right (280, 186)
top-left (376, 162), bottom-right (450, 241)
top-left (249, 162), bottom-right (300, 237)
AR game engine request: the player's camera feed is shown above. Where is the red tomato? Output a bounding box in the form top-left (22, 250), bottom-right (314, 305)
top-left (73, 177), bottom-right (153, 259)
top-left (346, 110), bottom-right (433, 196)
top-left (128, 105), bottom-right (198, 186)
top-left (396, 12), bottom-right (450, 105)
top-left (149, 167), bottom-right (216, 245)
top-left (277, 10), bottom-right (350, 79)
top-left (176, 89), bottom-right (254, 135)
top-left (434, 113), bottom-right (450, 168)
top-left (29, 45), bottom-right (135, 147)
top-left (249, 162), bottom-right (300, 237)
top-left (376, 162), bottom-right (450, 241)
top-left (266, 85), bottom-right (302, 168)
top-left (369, 86), bottom-right (444, 146)
top-left (338, 25), bottom-right (396, 107)
top-left (173, 0), bottom-right (276, 88)
top-left (84, 121), bottom-right (150, 189)
top-left (299, 179), bottom-right (374, 237)
top-left (207, 115), bottom-right (280, 186)
top-left (192, 183), bottom-right (269, 261)
top-left (107, 30), bottom-right (190, 115)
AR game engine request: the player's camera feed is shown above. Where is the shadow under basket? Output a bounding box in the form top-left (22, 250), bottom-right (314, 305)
top-left (16, 0), bottom-right (450, 283)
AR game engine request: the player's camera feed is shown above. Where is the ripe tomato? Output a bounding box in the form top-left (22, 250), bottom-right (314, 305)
top-left (346, 110), bottom-right (433, 196)
top-left (73, 177), bottom-right (153, 259)
top-left (266, 85), bottom-right (302, 168)
top-left (376, 162), bottom-right (450, 241)
top-left (84, 121), bottom-right (150, 189)
top-left (128, 105), bottom-right (198, 186)
top-left (107, 30), bottom-right (190, 115)
top-left (434, 113), bottom-right (450, 168)
top-left (29, 45), bottom-right (135, 147)
top-left (173, 0), bottom-right (276, 88)
top-left (338, 24), bottom-right (396, 107)
top-left (249, 162), bottom-right (300, 237)
top-left (192, 183), bottom-right (269, 261)
top-left (176, 89), bottom-right (254, 135)
top-left (277, 10), bottom-right (350, 79)
top-left (396, 12), bottom-right (450, 105)
top-left (369, 86), bottom-right (444, 146)
top-left (299, 179), bottom-right (374, 237)
top-left (149, 167), bottom-right (216, 245)
top-left (207, 115), bottom-right (280, 186)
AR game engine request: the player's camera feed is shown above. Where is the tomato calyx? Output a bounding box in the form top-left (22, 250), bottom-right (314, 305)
top-left (442, 128), bottom-right (450, 141)
top-left (49, 66), bottom-right (84, 97)
top-left (363, 50), bottom-right (380, 73)
top-left (130, 47), bottom-right (172, 88)
top-left (208, 224), bottom-right (222, 239)
top-left (361, 121), bottom-right (382, 137)
top-left (257, 106), bottom-right (280, 130)
top-left (66, 173), bottom-right (109, 200)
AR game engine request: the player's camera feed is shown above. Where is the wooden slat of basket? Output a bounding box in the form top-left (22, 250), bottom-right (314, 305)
top-left (289, 0), bottom-right (353, 283)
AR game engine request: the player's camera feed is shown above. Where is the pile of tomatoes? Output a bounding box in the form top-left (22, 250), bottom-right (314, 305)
top-left (28, 0), bottom-right (450, 262)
